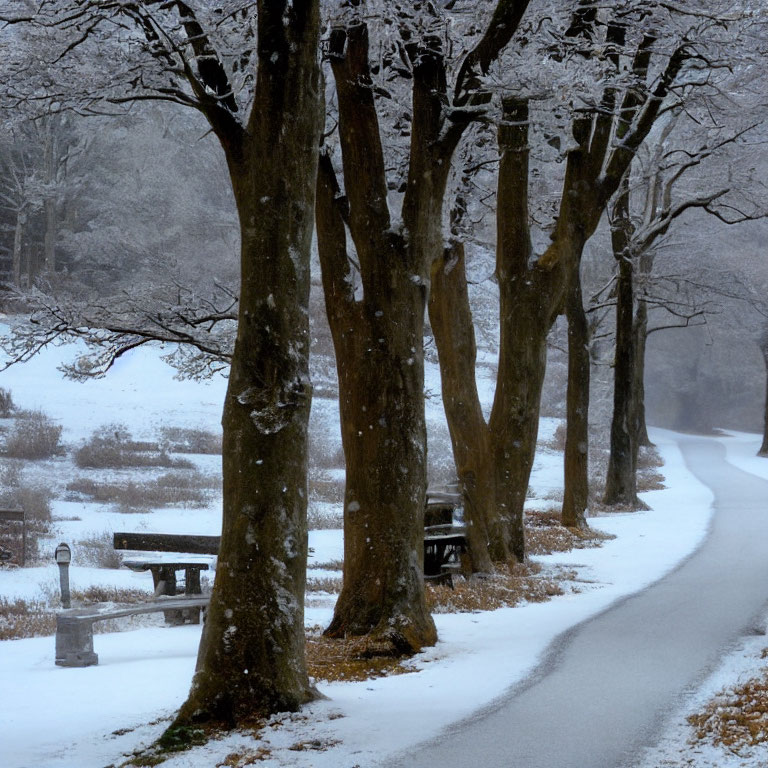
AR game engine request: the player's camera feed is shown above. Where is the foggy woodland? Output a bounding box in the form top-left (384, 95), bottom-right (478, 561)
top-left (2, 0), bottom-right (768, 730)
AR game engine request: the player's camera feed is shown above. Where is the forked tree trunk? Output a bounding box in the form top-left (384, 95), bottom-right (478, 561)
top-left (315, 20), bottom-right (438, 653)
top-left (429, 241), bottom-right (498, 571)
top-left (488, 98), bottom-right (568, 562)
top-left (175, 1), bottom-right (322, 726)
top-left (562, 259), bottom-right (589, 529)
top-left (324, 258), bottom-right (436, 653)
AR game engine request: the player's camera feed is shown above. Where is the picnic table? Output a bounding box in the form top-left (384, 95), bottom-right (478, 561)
top-left (122, 556), bottom-right (210, 598)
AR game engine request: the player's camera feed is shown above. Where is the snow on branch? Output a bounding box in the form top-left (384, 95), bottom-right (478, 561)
top-left (0, 283), bottom-right (237, 380)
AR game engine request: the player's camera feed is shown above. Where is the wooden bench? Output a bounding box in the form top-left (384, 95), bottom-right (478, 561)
top-left (55, 596), bottom-right (210, 667)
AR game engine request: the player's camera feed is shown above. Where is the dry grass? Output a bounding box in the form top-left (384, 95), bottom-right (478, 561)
top-left (306, 575), bottom-right (343, 593)
top-left (307, 502), bottom-right (343, 530)
top-left (215, 747), bottom-right (274, 766)
top-left (688, 656), bottom-right (768, 753)
top-left (525, 507), bottom-right (614, 556)
top-left (0, 587), bottom-right (151, 640)
top-left (426, 561), bottom-right (570, 614)
top-left (308, 471), bottom-right (344, 504)
top-left (541, 421), bottom-right (567, 452)
top-left (0, 597), bottom-right (56, 640)
top-left (637, 468), bottom-right (665, 492)
top-left (77, 530), bottom-right (123, 568)
top-left (66, 470), bottom-right (219, 510)
top-left (305, 631), bottom-right (414, 682)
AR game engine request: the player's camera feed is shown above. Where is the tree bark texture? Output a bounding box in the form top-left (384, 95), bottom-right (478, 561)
top-left (175, 0), bottom-right (322, 726)
top-left (561, 258), bottom-right (589, 529)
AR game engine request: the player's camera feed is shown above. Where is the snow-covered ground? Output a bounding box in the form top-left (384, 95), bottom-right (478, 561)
top-left (0, 340), bottom-right (764, 768)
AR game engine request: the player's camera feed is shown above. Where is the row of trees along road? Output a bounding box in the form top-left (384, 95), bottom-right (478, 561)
top-left (2, 0), bottom-right (767, 733)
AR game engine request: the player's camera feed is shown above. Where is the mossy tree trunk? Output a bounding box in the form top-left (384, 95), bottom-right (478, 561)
top-left (174, 0), bottom-right (323, 726)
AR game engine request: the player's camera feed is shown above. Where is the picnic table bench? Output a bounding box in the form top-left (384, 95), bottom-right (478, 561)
top-left (424, 489), bottom-right (468, 585)
top-left (54, 532), bottom-right (220, 667)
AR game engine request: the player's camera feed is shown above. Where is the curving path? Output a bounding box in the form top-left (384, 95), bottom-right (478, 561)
top-left (389, 436), bottom-right (768, 768)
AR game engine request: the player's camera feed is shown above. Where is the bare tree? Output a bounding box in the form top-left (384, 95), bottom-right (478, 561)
top-left (604, 111), bottom-right (766, 506)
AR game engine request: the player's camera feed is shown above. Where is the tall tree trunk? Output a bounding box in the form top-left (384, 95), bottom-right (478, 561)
top-left (43, 120), bottom-right (57, 275)
top-left (12, 208), bottom-right (25, 288)
top-left (488, 98), bottom-right (567, 562)
top-left (562, 259), bottom-right (589, 529)
top-left (759, 330), bottom-right (768, 456)
top-left (175, 0), bottom-right (322, 726)
top-left (633, 299), bottom-right (652, 448)
top-left (315, 22), bottom-right (438, 652)
top-left (604, 180), bottom-right (642, 507)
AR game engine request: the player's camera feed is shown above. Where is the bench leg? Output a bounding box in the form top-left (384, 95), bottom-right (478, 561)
top-left (55, 615), bottom-right (98, 667)
top-left (151, 566), bottom-right (185, 625)
top-left (183, 568), bottom-right (203, 624)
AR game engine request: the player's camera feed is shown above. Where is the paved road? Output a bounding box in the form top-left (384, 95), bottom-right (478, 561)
top-left (389, 437), bottom-right (768, 768)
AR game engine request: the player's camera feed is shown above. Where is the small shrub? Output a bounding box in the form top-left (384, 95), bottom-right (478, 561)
top-left (542, 421), bottom-right (567, 452)
top-left (77, 531), bottom-right (123, 569)
top-left (17, 485), bottom-right (53, 524)
top-left (0, 388), bottom-right (15, 417)
top-left (4, 410), bottom-right (62, 459)
top-left (159, 426), bottom-right (222, 455)
top-left (308, 469), bottom-right (344, 504)
top-left (0, 475), bottom-right (53, 564)
top-left (308, 501), bottom-right (343, 530)
top-left (309, 438), bottom-right (345, 470)
top-left (74, 423), bottom-right (193, 469)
